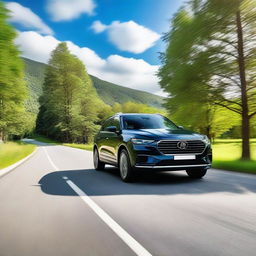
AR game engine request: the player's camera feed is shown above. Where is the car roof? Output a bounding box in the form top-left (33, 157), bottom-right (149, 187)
top-left (114, 113), bottom-right (162, 117)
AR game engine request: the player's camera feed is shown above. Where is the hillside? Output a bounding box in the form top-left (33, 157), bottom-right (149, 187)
top-left (22, 57), bottom-right (164, 113)
top-left (90, 75), bottom-right (164, 107)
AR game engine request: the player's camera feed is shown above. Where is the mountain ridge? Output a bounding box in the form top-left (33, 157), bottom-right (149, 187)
top-left (22, 57), bottom-right (164, 113)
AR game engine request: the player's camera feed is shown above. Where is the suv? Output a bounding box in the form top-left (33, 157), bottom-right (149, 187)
top-left (93, 113), bottom-right (212, 182)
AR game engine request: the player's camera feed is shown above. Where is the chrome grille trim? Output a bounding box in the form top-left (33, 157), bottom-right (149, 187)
top-left (157, 139), bottom-right (206, 155)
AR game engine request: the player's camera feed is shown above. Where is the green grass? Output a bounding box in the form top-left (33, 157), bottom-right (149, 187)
top-left (63, 143), bottom-right (93, 151)
top-left (213, 160), bottom-right (256, 174)
top-left (0, 142), bottom-right (36, 169)
top-left (212, 138), bottom-right (256, 174)
top-left (212, 139), bottom-right (256, 161)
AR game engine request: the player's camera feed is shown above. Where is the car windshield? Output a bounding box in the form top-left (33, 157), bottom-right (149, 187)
top-left (122, 115), bottom-right (178, 130)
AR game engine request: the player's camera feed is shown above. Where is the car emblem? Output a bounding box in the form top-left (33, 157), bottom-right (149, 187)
top-left (177, 141), bottom-right (188, 150)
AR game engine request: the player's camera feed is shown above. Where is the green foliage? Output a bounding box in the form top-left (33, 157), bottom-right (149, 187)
top-left (0, 2), bottom-right (29, 140)
top-left (159, 0), bottom-right (256, 158)
top-left (119, 101), bottom-right (165, 115)
top-left (212, 138), bottom-right (256, 174)
top-left (213, 138), bottom-right (256, 160)
top-left (23, 57), bottom-right (45, 114)
top-left (22, 57), bottom-right (164, 112)
top-left (0, 141), bottom-right (35, 169)
top-left (213, 160), bottom-right (256, 174)
top-left (95, 101), bottom-right (166, 126)
top-left (29, 134), bottom-right (59, 144)
top-left (36, 42), bottom-right (101, 143)
top-left (24, 56), bottom-right (164, 142)
top-left (90, 75), bottom-right (164, 108)
top-left (63, 143), bottom-right (93, 151)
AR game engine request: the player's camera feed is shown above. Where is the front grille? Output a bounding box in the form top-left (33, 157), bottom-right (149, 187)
top-left (157, 140), bottom-right (205, 155)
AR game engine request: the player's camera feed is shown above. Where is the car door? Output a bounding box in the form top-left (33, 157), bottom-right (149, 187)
top-left (98, 118), bottom-right (112, 162)
top-left (106, 116), bottom-right (122, 163)
top-left (98, 117), bottom-right (122, 165)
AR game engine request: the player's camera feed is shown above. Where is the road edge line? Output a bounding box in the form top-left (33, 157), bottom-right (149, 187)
top-left (63, 177), bottom-right (153, 256)
top-left (0, 147), bottom-right (38, 178)
top-left (43, 146), bottom-right (152, 256)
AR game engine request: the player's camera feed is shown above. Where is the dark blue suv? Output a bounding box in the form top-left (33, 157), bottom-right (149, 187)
top-left (93, 113), bottom-right (212, 182)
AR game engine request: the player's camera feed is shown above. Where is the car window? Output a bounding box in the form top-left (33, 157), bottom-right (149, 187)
top-left (122, 115), bottom-right (178, 130)
top-left (101, 118), bottom-right (113, 131)
top-left (112, 116), bottom-right (120, 130)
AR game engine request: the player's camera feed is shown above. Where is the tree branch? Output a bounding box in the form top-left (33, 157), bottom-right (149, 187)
top-left (220, 97), bottom-right (242, 107)
top-left (213, 73), bottom-right (241, 87)
top-left (214, 37), bottom-right (238, 50)
top-left (249, 111), bottom-right (256, 119)
top-left (214, 102), bottom-right (242, 114)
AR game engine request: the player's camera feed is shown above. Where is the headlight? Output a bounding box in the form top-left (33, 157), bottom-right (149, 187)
top-left (202, 135), bottom-right (210, 145)
top-left (131, 138), bottom-right (155, 145)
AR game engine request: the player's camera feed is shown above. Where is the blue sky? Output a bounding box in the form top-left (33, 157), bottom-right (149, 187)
top-left (5, 0), bottom-right (185, 95)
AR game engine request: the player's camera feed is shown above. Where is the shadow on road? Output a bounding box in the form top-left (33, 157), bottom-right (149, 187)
top-left (38, 167), bottom-right (256, 196)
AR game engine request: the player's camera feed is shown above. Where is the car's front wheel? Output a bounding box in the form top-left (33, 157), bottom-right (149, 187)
top-left (119, 149), bottom-right (134, 182)
top-left (93, 148), bottom-right (105, 171)
top-left (186, 168), bottom-right (207, 178)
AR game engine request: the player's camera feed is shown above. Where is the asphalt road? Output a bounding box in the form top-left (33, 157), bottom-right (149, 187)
top-left (0, 140), bottom-right (256, 256)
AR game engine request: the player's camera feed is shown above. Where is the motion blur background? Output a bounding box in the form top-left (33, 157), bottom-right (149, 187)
top-left (0, 0), bottom-right (255, 173)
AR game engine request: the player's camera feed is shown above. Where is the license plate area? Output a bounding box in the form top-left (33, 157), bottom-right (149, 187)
top-left (174, 155), bottom-right (196, 160)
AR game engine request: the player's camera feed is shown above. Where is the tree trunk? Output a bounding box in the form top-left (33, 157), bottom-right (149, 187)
top-left (0, 130), bottom-right (4, 143)
top-left (236, 10), bottom-right (250, 160)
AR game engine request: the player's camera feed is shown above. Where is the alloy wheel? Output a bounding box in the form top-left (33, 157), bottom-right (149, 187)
top-left (120, 153), bottom-right (128, 179)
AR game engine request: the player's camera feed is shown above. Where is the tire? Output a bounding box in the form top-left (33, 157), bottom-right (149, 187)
top-left (186, 168), bottom-right (207, 179)
top-left (119, 149), bottom-right (135, 182)
top-left (93, 148), bottom-right (105, 171)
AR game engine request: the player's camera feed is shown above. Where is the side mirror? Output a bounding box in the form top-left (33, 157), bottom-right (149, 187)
top-left (178, 125), bottom-right (184, 129)
top-left (106, 126), bottom-right (117, 133)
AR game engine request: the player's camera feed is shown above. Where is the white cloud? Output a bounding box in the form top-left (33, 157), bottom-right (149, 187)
top-left (6, 2), bottom-right (53, 35)
top-left (90, 20), bottom-right (107, 33)
top-left (91, 20), bottom-right (160, 54)
top-left (46, 0), bottom-right (96, 21)
top-left (15, 31), bottom-right (59, 63)
top-left (15, 31), bottom-right (162, 95)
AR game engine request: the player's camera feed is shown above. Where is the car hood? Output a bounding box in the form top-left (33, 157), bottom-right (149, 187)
top-left (124, 128), bottom-right (204, 140)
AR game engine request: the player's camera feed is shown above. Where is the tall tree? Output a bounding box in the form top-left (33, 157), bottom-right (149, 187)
top-left (0, 2), bottom-right (28, 141)
top-left (159, 0), bottom-right (256, 159)
top-left (37, 42), bottom-right (100, 143)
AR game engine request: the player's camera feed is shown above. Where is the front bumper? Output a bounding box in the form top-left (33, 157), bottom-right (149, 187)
top-left (135, 164), bottom-right (211, 169)
top-left (128, 142), bottom-right (212, 170)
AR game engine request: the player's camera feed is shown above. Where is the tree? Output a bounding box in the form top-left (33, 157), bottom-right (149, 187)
top-left (159, 0), bottom-right (256, 159)
top-left (0, 2), bottom-right (28, 141)
top-left (121, 101), bottom-right (165, 115)
top-left (37, 42), bottom-right (100, 143)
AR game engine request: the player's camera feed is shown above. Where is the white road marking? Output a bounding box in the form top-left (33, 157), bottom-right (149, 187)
top-left (63, 177), bottom-right (152, 256)
top-left (43, 146), bottom-right (152, 256)
top-left (43, 147), bottom-right (58, 171)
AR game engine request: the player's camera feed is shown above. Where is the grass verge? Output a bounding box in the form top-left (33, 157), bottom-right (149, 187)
top-left (63, 143), bottom-right (93, 151)
top-left (212, 138), bottom-right (256, 174)
top-left (0, 141), bottom-right (36, 170)
top-left (212, 160), bottom-right (256, 174)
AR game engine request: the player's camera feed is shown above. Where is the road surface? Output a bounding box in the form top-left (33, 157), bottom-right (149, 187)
top-left (0, 140), bottom-right (255, 256)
